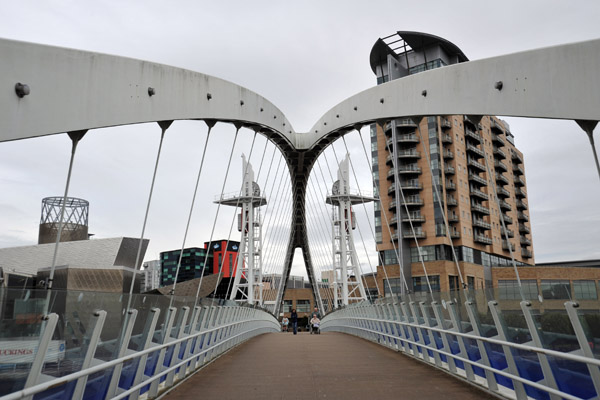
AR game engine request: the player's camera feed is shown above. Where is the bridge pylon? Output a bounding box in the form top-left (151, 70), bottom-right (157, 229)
top-left (326, 155), bottom-right (375, 308)
top-left (216, 154), bottom-right (266, 305)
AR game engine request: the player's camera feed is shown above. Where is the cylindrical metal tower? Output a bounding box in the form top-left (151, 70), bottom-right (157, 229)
top-left (38, 197), bottom-right (89, 244)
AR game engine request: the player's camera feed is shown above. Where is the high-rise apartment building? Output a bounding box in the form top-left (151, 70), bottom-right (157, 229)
top-left (370, 32), bottom-right (534, 294)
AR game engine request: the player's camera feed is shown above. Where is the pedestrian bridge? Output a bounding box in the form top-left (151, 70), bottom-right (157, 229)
top-left (1, 36), bottom-right (600, 400)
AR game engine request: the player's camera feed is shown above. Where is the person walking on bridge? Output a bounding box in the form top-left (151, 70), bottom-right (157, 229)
top-left (290, 308), bottom-right (298, 335)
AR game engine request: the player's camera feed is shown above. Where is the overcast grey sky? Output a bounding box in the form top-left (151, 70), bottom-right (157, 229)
top-left (0, 0), bottom-right (599, 279)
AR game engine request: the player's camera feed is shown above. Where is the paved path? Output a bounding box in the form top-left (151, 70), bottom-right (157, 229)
top-left (165, 332), bottom-right (494, 400)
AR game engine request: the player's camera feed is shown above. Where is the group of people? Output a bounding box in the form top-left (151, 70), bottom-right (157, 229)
top-left (281, 306), bottom-right (321, 334)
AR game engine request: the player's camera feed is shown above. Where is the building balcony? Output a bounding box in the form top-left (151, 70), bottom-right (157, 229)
top-left (499, 200), bottom-right (512, 211)
top-left (445, 180), bottom-right (456, 191)
top-left (496, 186), bottom-right (510, 198)
top-left (449, 230), bottom-right (461, 239)
top-left (517, 211), bottom-right (529, 222)
top-left (491, 119), bottom-right (504, 131)
top-left (514, 176), bottom-right (526, 187)
top-left (392, 231), bottom-right (427, 240)
top-left (494, 160), bottom-right (508, 172)
top-left (495, 173), bottom-right (509, 185)
top-left (502, 214), bottom-right (514, 224)
top-left (520, 236), bottom-right (532, 246)
top-left (513, 164), bottom-right (525, 176)
top-left (396, 118), bottom-right (418, 127)
top-left (400, 179), bottom-right (422, 190)
top-left (444, 165), bottom-right (455, 175)
top-left (474, 234), bottom-right (492, 245)
top-left (465, 129), bottom-right (482, 142)
top-left (386, 150), bottom-right (420, 164)
top-left (492, 133), bottom-right (505, 146)
top-left (493, 147), bottom-right (506, 159)
top-left (468, 172), bottom-right (488, 186)
top-left (469, 186), bottom-right (488, 200)
top-left (472, 218), bottom-right (491, 230)
top-left (511, 150), bottom-right (524, 164)
top-left (471, 202), bottom-right (490, 215)
top-left (441, 134), bottom-right (453, 143)
top-left (447, 213), bottom-right (459, 222)
top-left (443, 150), bottom-right (454, 159)
top-left (515, 187), bottom-right (527, 198)
top-left (516, 199), bottom-right (528, 210)
top-left (389, 216), bottom-right (398, 226)
top-left (401, 212), bottom-right (425, 223)
top-left (521, 248), bottom-right (533, 258)
top-left (397, 134), bottom-right (419, 143)
top-left (466, 144), bottom-right (485, 158)
top-left (446, 195), bottom-right (458, 206)
top-left (389, 200), bottom-right (396, 210)
top-left (518, 223), bottom-right (530, 234)
top-left (468, 158), bottom-right (486, 172)
top-left (502, 240), bottom-right (516, 251)
top-left (441, 119), bottom-right (452, 130)
top-left (501, 227), bottom-right (515, 238)
top-left (387, 166), bottom-right (422, 180)
top-left (400, 196), bottom-right (424, 207)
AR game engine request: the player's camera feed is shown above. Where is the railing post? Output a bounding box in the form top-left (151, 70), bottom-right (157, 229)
top-left (165, 306), bottom-right (189, 387)
top-left (520, 301), bottom-right (560, 400)
top-left (23, 313), bottom-right (59, 395)
top-left (488, 301), bottom-right (528, 399)
top-left (177, 305), bottom-right (202, 380)
top-left (105, 308), bottom-right (138, 400)
top-left (72, 310), bottom-right (107, 400)
top-left (409, 301), bottom-right (433, 364)
top-left (400, 302), bottom-right (418, 356)
top-left (565, 301), bottom-right (600, 397)
top-left (447, 301), bottom-right (475, 382)
top-left (419, 301), bottom-right (442, 367)
top-left (148, 306), bottom-right (176, 398)
top-left (129, 307), bottom-right (160, 400)
top-left (431, 301), bottom-right (457, 374)
top-left (465, 300), bottom-right (498, 392)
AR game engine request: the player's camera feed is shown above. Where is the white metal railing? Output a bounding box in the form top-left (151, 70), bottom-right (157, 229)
top-left (321, 294), bottom-right (600, 400)
top-left (1, 298), bottom-right (279, 400)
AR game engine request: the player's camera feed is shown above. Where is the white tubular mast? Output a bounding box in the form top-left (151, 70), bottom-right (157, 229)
top-left (217, 154), bottom-right (266, 305)
top-left (327, 155), bottom-right (371, 307)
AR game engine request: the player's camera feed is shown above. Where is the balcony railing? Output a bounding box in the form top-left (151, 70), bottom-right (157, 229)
top-left (519, 223), bottom-right (530, 234)
top-left (520, 236), bottom-right (532, 246)
top-left (400, 196), bottom-right (424, 206)
top-left (514, 176), bottom-right (526, 187)
top-left (502, 240), bottom-right (516, 251)
top-left (469, 186), bottom-right (488, 200)
top-left (447, 213), bottom-right (459, 222)
top-left (518, 211), bottom-right (529, 221)
top-left (499, 200), bottom-right (512, 211)
top-left (445, 180), bottom-right (456, 190)
top-left (502, 214), bottom-right (513, 224)
top-left (444, 165), bottom-right (455, 175)
top-left (511, 150), bottom-right (524, 164)
top-left (441, 119), bottom-right (452, 129)
top-left (441, 133), bottom-right (453, 143)
top-left (397, 134), bottom-right (419, 143)
top-left (501, 227), bottom-right (515, 238)
top-left (472, 218), bottom-right (491, 230)
top-left (513, 164), bottom-right (525, 176)
top-left (471, 202), bottom-right (490, 215)
top-left (400, 180), bottom-right (422, 190)
top-left (466, 144), bottom-right (485, 158)
top-left (493, 147), bottom-right (506, 159)
top-left (521, 248), bottom-right (533, 258)
top-left (495, 173), bottom-right (509, 185)
top-left (446, 195), bottom-right (458, 206)
top-left (516, 199), bottom-right (528, 210)
top-left (468, 172), bottom-right (488, 186)
top-left (515, 187), bottom-right (527, 198)
top-left (467, 158), bottom-right (486, 171)
top-left (490, 118), bottom-right (504, 131)
top-left (392, 231), bottom-right (426, 240)
top-left (443, 150), bottom-right (454, 159)
top-left (492, 133), bottom-right (505, 146)
top-left (496, 186), bottom-right (510, 198)
top-left (474, 234), bottom-right (492, 245)
top-left (397, 165), bottom-right (422, 174)
top-left (396, 118), bottom-right (417, 127)
top-left (401, 212), bottom-right (425, 223)
top-left (464, 129), bottom-right (481, 142)
top-left (494, 160), bottom-right (508, 171)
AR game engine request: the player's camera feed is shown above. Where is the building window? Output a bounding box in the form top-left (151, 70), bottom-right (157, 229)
top-left (383, 278), bottom-right (403, 297)
top-left (541, 280), bottom-right (571, 300)
top-left (498, 279), bottom-right (538, 300)
top-left (296, 300), bottom-right (311, 313)
top-left (468, 276), bottom-right (475, 290)
top-left (413, 275), bottom-right (440, 292)
top-left (573, 281), bottom-right (597, 300)
top-left (380, 250), bottom-right (398, 265)
top-left (283, 300), bottom-right (292, 313)
top-left (449, 275), bottom-right (460, 292)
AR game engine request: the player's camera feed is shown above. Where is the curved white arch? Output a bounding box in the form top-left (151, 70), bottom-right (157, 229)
top-left (0, 38), bottom-right (296, 146)
top-left (301, 38), bottom-right (600, 150)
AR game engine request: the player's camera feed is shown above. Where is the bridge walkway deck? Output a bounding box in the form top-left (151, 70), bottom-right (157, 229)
top-left (165, 331), bottom-right (494, 400)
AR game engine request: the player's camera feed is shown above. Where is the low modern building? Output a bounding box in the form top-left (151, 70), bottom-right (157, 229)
top-left (142, 260), bottom-right (161, 292)
top-left (160, 247), bottom-right (213, 287)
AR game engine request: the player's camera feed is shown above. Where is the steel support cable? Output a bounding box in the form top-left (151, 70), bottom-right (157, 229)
top-left (253, 146), bottom-right (280, 293)
top-left (45, 131), bottom-right (86, 315)
top-left (356, 129), bottom-right (410, 297)
top-left (415, 119), bottom-right (466, 292)
top-left (263, 195), bottom-right (292, 305)
top-left (328, 143), bottom-right (402, 295)
top-left (379, 128), bottom-right (434, 295)
top-left (480, 134), bottom-right (526, 302)
top-left (340, 136), bottom-right (387, 296)
top-left (302, 197), bottom-right (336, 309)
top-left (304, 181), bottom-right (337, 306)
top-left (329, 144), bottom-right (391, 298)
top-left (127, 123), bottom-right (171, 312)
top-left (265, 188), bottom-right (292, 279)
top-left (193, 127), bottom-right (240, 305)
top-left (169, 125), bottom-right (215, 308)
top-left (216, 132), bottom-right (259, 301)
top-left (310, 171), bottom-right (377, 301)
